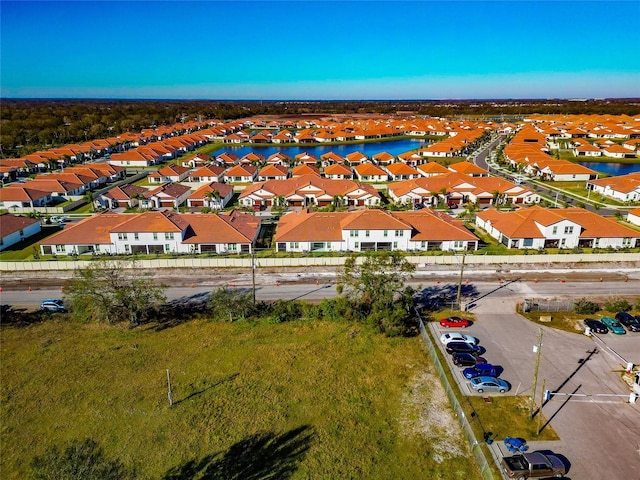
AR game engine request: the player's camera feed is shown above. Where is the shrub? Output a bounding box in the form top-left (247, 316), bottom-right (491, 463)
top-left (603, 297), bottom-right (631, 313)
top-left (574, 298), bottom-right (599, 315)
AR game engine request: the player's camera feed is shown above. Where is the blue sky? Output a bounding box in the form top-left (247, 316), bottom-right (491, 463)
top-left (1, 1), bottom-right (639, 99)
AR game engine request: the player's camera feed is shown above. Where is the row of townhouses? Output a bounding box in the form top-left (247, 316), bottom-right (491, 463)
top-left (27, 204), bottom-right (640, 257)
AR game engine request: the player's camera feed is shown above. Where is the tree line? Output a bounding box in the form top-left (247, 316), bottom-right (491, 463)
top-left (2, 98), bottom-right (638, 158)
top-left (56, 252), bottom-right (419, 336)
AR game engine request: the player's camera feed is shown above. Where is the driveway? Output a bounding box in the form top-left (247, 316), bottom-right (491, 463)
top-left (439, 280), bottom-right (640, 480)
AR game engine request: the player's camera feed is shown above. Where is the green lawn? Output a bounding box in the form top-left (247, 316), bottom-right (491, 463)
top-left (0, 318), bottom-right (481, 480)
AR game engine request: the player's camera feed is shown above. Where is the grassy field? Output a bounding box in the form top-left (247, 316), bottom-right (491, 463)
top-left (0, 318), bottom-right (481, 480)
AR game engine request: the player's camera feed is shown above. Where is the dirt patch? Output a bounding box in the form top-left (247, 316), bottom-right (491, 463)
top-left (400, 371), bottom-right (466, 462)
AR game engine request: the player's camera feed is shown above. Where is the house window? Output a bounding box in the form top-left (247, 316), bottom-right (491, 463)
top-left (623, 238), bottom-right (631, 246)
top-left (350, 230), bottom-right (359, 237)
top-left (421, 241), bottom-right (426, 248)
top-left (564, 226), bottom-right (574, 234)
top-left (165, 232), bottom-right (174, 240)
top-left (552, 226), bottom-right (558, 235)
top-left (395, 230), bottom-right (404, 237)
top-left (290, 242), bottom-right (299, 249)
top-left (365, 230), bottom-right (370, 237)
top-left (55, 245), bottom-right (65, 253)
top-left (165, 244), bottom-right (170, 252)
top-left (523, 238), bottom-right (533, 247)
top-left (153, 233), bottom-right (158, 240)
top-left (134, 233), bottom-right (139, 240)
top-left (118, 233), bottom-right (127, 240)
top-left (384, 230), bottom-right (388, 237)
top-left (454, 241), bottom-right (464, 248)
top-left (228, 244), bottom-right (237, 251)
top-left (393, 242), bottom-right (398, 249)
top-left (354, 242), bottom-right (359, 249)
top-left (124, 244), bottom-right (130, 252)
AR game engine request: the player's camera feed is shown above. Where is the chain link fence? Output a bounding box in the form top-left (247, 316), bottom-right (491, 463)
top-left (521, 298), bottom-right (575, 313)
top-left (417, 315), bottom-right (495, 480)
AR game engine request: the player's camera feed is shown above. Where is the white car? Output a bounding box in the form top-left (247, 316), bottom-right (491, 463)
top-left (440, 332), bottom-right (479, 346)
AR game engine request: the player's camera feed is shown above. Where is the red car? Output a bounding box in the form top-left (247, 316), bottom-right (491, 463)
top-left (439, 316), bottom-right (471, 328)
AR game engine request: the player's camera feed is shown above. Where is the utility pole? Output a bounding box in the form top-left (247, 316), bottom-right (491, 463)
top-left (251, 248), bottom-right (256, 305)
top-left (529, 328), bottom-right (543, 419)
top-left (456, 253), bottom-right (466, 310)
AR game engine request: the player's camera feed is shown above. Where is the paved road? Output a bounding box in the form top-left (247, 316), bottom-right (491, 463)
top-left (3, 277), bottom-right (640, 310)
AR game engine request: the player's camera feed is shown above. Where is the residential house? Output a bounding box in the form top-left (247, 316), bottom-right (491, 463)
top-left (95, 184), bottom-right (149, 210)
top-left (0, 213), bottom-right (42, 251)
top-left (602, 144), bottom-right (637, 159)
top-left (387, 172), bottom-right (540, 207)
top-left (292, 164), bottom-right (321, 177)
top-left (182, 153), bottom-right (211, 168)
top-left (475, 206), bottom-right (639, 249)
top-left (267, 152), bottom-right (291, 165)
top-left (186, 182), bottom-right (234, 209)
top-left (273, 208), bottom-right (478, 253)
top-left (148, 165), bottom-right (191, 184)
top-left (587, 173), bottom-right (640, 202)
top-left (417, 162), bottom-right (450, 177)
top-left (448, 162), bottom-right (490, 177)
top-left (222, 164), bottom-right (258, 183)
top-left (627, 207), bottom-right (640, 226)
top-left (294, 152), bottom-right (318, 165)
top-left (0, 184), bottom-right (53, 209)
top-left (385, 163), bottom-right (421, 181)
top-left (353, 163), bottom-right (389, 182)
top-left (239, 175), bottom-right (381, 209)
top-left (216, 152), bottom-right (240, 166)
top-left (258, 164), bottom-right (289, 181)
top-left (142, 183), bottom-right (191, 209)
top-left (187, 165), bottom-right (226, 183)
top-left (345, 151), bottom-right (368, 166)
top-left (320, 152), bottom-right (345, 166)
top-left (372, 152), bottom-right (395, 165)
top-left (39, 210), bottom-right (259, 256)
top-left (323, 163), bottom-right (353, 180)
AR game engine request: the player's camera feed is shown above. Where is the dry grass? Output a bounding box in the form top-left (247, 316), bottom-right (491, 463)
top-left (0, 318), bottom-right (481, 479)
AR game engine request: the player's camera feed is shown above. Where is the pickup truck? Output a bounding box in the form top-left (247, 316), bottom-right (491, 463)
top-left (501, 451), bottom-right (566, 479)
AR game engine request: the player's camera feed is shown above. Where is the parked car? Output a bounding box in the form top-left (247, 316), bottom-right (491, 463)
top-left (501, 451), bottom-right (566, 479)
top-left (439, 316), bottom-right (471, 328)
top-left (40, 299), bottom-right (66, 312)
top-left (583, 318), bottom-right (608, 334)
top-left (600, 316), bottom-right (626, 335)
top-left (615, 312), bottom-right (640, 332)
top-left (463, 364), bottom-right (499, 379)
top-left (440, 332), bottom-right (479, 345)
top-left (469, 376), bottom-right (510, 393)
top-left (453, 353), bottom-right (487, 367)
top-left (445, 341), bottom-right (482, 356)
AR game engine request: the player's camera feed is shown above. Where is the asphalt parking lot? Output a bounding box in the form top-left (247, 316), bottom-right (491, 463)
top-left (429, 280), bottom-right (640, 480)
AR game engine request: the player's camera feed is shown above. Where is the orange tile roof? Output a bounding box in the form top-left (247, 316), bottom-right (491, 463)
top-left (324, 163), bottom-right (353, 175)
top-left (354, 163), bottom-right (387, 176)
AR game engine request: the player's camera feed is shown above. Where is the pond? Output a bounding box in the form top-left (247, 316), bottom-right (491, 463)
top-left (211, 138), bottom-right (428, 159)
top-left (577, 161), bottom-right (640, 176)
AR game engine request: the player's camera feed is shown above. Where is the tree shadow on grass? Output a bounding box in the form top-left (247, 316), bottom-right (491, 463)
top-left (0, 304), bottom-right (51, 327)
top-left (162, 425), bottom-right (314, 480)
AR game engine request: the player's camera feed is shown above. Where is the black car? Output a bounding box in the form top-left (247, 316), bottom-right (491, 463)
top-left (615, 312), bottom-right (640, 332)
top-left (445, 341), bottom-right (482, 356)
top-left (452, 353), bottom-right (487, 367)
top-left (583, 318), bottom-right (608, 334)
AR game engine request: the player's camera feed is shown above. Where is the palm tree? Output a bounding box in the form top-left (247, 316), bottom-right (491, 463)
top-left (84, 191), bottom-right (95, 213)
top-left (204, 189), bottom-right (220, 209)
